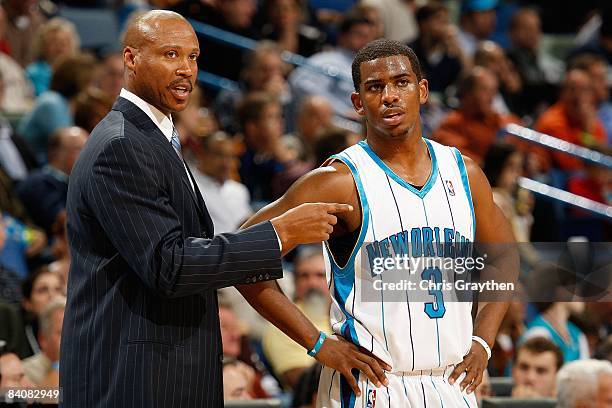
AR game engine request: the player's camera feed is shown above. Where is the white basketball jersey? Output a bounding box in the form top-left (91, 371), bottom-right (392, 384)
top-left (324, 138), bottom-right (476, 373)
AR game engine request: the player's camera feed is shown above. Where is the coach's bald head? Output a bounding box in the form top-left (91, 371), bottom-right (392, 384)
top-left (122, 10), bottom-right (199, 115)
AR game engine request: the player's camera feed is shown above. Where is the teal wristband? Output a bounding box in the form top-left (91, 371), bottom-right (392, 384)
top-left (307, 331), bottom-right (327, 357)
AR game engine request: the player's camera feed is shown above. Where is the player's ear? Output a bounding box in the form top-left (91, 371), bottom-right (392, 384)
top-left (351, 92), bottom-right (365, 116)
top-left (418, 78), bottom-right (429, 105)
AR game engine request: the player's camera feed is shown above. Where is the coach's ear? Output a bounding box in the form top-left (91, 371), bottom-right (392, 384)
top-left (351, 92), bottom-right (365, 116)
top-left (124, 46), bottom-right (137, 73)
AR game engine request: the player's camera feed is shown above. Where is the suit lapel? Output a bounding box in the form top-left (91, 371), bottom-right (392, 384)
top-left (112, 97), bottom-right (213, 233)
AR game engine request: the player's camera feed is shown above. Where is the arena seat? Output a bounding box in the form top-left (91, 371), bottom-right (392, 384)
top-left (489, 376), bottom-right (514, 397)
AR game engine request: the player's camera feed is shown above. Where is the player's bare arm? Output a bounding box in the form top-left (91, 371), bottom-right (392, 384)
top-left (449, 155), bottom-right (518, 393)
top-left (237, 164), bottom-right (390, 398)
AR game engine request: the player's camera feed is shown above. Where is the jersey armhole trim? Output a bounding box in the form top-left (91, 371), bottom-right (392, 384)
top-left (452, 147), bottom-right (477, 238)
top-left (323, 153), bottom-right (370, 276)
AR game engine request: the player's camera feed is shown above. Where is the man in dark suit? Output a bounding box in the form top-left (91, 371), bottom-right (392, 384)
top-left (60, 10), bottom-right (388, 408)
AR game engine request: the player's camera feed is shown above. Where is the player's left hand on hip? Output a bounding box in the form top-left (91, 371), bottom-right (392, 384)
top-left (448, 340), bottom-right (488, 394)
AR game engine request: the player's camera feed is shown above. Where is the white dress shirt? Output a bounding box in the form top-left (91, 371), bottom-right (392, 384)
top-left (119, 88), bottom-right (194, 190)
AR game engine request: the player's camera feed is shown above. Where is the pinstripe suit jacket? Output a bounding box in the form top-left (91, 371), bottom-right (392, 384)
top-left (59, 97), bottom-right (283, 408)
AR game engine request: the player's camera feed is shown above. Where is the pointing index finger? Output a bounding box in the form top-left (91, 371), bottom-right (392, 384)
top-left (325, 203), bottom-right (354, 214)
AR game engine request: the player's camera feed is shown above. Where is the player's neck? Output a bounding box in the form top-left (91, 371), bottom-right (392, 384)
top-left (366, 131), bottom-right (426, 165)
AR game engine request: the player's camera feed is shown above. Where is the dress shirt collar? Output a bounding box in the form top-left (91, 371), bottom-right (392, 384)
top-left (119, 88), bottom-right (174, 142)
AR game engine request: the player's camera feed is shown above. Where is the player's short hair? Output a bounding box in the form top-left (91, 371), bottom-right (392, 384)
top-left (351, 39), bottom-right (422, 91)
top-left (515, 337), bottom-right (564, 371)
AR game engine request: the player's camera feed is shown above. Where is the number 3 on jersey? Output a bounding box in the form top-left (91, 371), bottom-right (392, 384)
top-left (421, 266), bottom-right (446, 318)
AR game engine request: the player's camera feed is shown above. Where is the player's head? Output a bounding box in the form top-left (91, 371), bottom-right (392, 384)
top-left (350, 39), bottom-right (428, 140)
top-left (122, 10), bottom-right (199, 115)
top-left (512, 337), bottom-right (563, 397)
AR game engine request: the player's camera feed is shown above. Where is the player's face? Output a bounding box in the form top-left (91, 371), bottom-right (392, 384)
top-left (126, 18), bottom-right (199, 116)
top-left (351, 55), bottom-right (428, 140)
top-left (512, 350), bottom-right (557, 397)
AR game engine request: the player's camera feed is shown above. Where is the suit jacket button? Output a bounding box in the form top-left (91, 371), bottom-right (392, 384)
top-left (245, 277), bottom-right (250, 283)
top-left (265, 273), bottom-right (270, 279)
top-left (258, 274), bottom-right (263, 281)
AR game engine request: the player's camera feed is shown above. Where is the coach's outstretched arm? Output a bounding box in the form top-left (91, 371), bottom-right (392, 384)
top-left (448, 155), bottom-right (519, 393)
top-left (237, 165), bottom-right (391, 398)
top-left (87, 137), bottom-right (352, 298)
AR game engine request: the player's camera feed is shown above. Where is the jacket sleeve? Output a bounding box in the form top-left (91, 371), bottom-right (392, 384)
top-left (86, 136), bottom-right (282, 298)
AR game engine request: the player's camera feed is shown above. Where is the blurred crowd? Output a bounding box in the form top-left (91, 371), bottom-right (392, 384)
top-left (0, 0), bottom-right (611, 407)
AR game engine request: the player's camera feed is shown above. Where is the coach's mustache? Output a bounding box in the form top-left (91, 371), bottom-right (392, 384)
top-left (168, 79), bottom-right (193, 91)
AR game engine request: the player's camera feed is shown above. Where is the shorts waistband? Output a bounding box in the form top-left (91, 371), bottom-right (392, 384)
top-left (391, 365), bottom-right (454, 377)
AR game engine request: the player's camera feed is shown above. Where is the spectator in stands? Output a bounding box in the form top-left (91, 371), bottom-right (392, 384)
top-left (506, 8), bottom-right (563, 120)
top-left (222, 358), bottom-right (255, 400)
top-left (214, 41), bottom-right (291, 135)
top-left (556, 359), bottom-right (612, 408)
top-left (474, 41), bottom-right (522, 115)
top-left (0, 72), bottom-right (38, 183)
top-left (0, 212), bottom-right (46, 280)
top-left (523, 301), bottom-right (590, 363)
top-left (260, 0), bottom-right (324, 57)
top-left (534, 67), bottom-right (608, 173)
top-left (19, 268), bottom-right (63, 358)
top-left (432, 67), bottom-right (519, 165)
top-left (457, 0), bottom-right (498, 58)
top-left (0, 303), bottom-right (28, 357)
top-left (0, 7), bottom-right (34, 114)
top-left (26, 18), bottom-right (80, 97)
top-left (292, 95), bottom-right (334, 159)
top-left (483, 143), bottom-right (534, 243)
top-left (409, 2), bottom-right (469, 95)
top-left (2, 0), bottom-right (46, 67)
top-left (194, 0), bottom-right (258, 81)
top-left (219, 300), bottom-right (276, 399)
top-left (289, 11), bottom-right (375, 120)
top-left (22, 296), bottom-right (64, 386)
top-left (236, 92), bottom-right (290, 202)
top-left (17, 126), bottom-right (87, 235)
top-left (192, 132), bottom-right (252, 233)
top-left (360, 0), bottom-right (419, 43)
top-left (73, 88), bottom-right (113, 133)
top-left (18, 53), bottom-right (96, 160)
top-left (47, 211), bottom-right (69, 291)
top-left (0, 168), bottom-right (30, 224)
top-left (263, 246), bottom-right (331, 389)
top-left (351, 4), bottom-right (384, 41)
top-left (511, 337), bottom-right (563, 398)
top-left (313, 126), bottom-right (362, 167)
top-left (93, 52), bottom-right (123, 100)
top-left (0, 351), bottom-right (33, 389)
top-left (569, 53), bottom-right (612, 144)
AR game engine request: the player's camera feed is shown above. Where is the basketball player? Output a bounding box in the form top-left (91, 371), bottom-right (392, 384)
top-left (241, 39), bottom-right (515, 406)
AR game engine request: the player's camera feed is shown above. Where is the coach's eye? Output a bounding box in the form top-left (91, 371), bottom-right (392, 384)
top-left (167, 51), bottom-right (178, 58)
